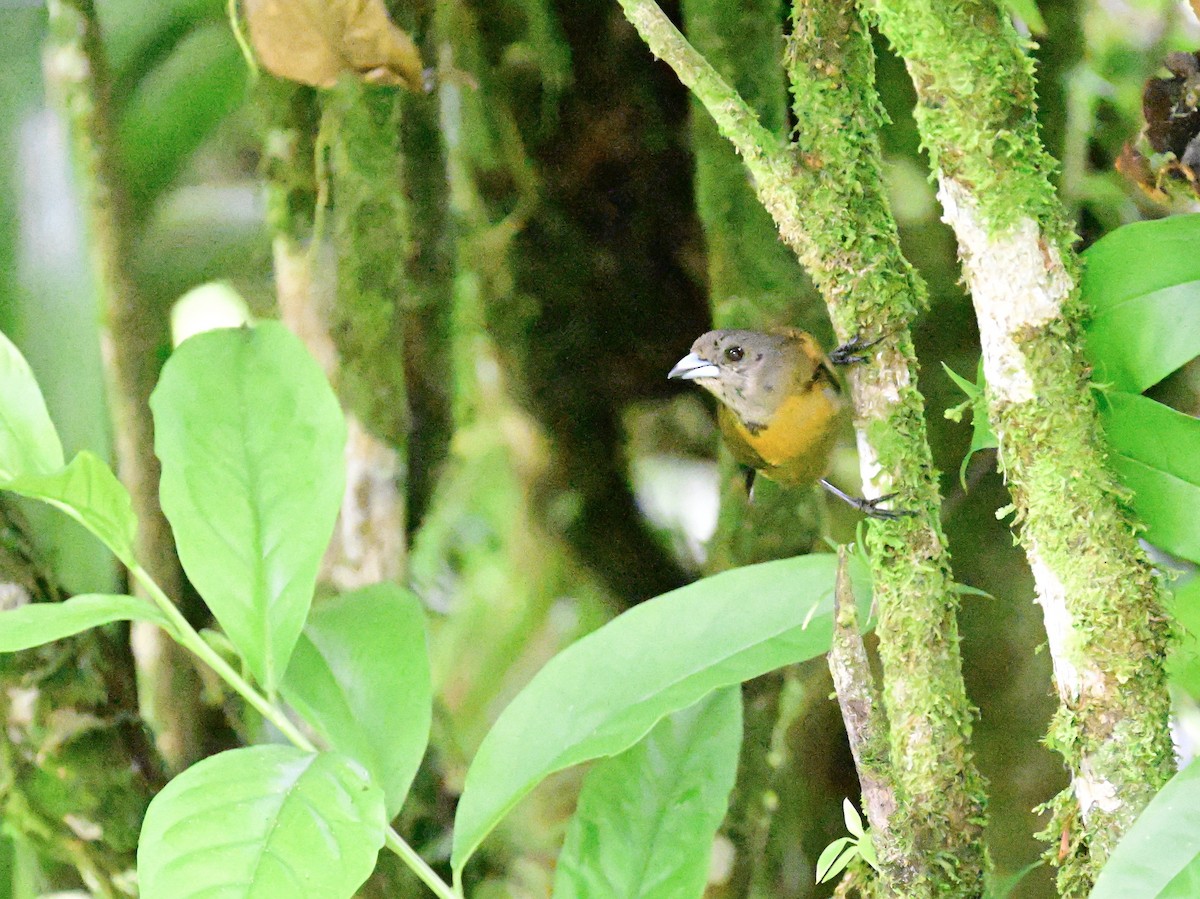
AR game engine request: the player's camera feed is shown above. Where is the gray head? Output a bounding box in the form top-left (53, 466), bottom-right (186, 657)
top-left (668, 329), bottom-right (820, 425)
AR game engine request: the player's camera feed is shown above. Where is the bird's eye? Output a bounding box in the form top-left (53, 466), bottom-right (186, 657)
top-left (725, 345), bottom-right (744, 362)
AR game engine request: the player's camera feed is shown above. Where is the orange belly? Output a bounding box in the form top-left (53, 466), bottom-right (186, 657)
top-left (719, 388), bottom-right (844, 487)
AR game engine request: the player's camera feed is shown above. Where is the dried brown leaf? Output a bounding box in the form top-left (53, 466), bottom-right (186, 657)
top-left (1115, 143), bottom-right (1170, 204)
top-left (245, 0), bottom-right (424, 91)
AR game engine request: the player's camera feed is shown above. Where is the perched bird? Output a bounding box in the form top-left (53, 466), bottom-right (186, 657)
top-left (668, 328), bottom-right (908, 519)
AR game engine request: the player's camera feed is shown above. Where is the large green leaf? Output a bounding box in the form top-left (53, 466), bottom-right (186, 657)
top-left (281, 584), bottom-right (432, 818)
top-left (2, 451), bottom-right (139, 567)
top-left (1082, 214), bottom-right (1200, 394)
top-left (1101, 392), bottom-right (1200, 564)
top-left (0, 329), bottom-right (63, 479)
top-left (1091, 757), bottom-right (1200, 898)
top-left (137, 745), bottom-right (385, 899)
top-left (451, 552), bottom-right (871, 874)
top-left (151, 323), bottom-right (346, 693)
top-left (102, 0), bottom-right (226, 106)
top-left (552, 686), bottom-right (742, 899)
top-left (0, 594), bottom-right (167, 652)
top-left (1168, 577), bottom-right (1200, 698)
top-left (118, 22), bottom-right (248, 216)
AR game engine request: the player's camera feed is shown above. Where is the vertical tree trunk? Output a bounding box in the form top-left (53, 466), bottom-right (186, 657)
top-left (864, 0), bottom-right (1174, 889)
top-left (618, 0), bottom-right (990, 892)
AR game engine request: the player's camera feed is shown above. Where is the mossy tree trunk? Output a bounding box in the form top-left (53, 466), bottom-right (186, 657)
top-left (863, 0), bottom-right (1174, 891)
top-left (618, 0), bottom-right (990, 893)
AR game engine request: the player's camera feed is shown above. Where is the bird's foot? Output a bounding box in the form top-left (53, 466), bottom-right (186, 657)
top-left (853, 493), bottom-right (918, 520)
top-left (819, 479), bottom-right (916, 519)
top-left (830, 333), bottom-right (885, 366)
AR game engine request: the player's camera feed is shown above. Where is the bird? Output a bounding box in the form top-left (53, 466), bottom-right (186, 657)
top-left (667, 328), bottom-right (909, 519)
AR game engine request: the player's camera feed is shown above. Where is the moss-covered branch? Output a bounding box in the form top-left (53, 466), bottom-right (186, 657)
top-left (681, 0), bottom-right (826, 572)
top-left (618, 0), bottom-right (988, 893)
top-left (0, 502), bottom-right (164, 897)
top-left (862, 0), bottom-right (1173, 889)
top-left (261, 79), bottom-right (411, 590)
top-left (830, 548), bottom-right (902, 888)
top-left (44, 0), bottom-right (204, 769)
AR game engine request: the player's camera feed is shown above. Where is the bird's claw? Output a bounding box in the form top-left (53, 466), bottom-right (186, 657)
top-left (854, 492), bottom-right (917, 520)
top-left (830, 333), bottom-right (885, 366)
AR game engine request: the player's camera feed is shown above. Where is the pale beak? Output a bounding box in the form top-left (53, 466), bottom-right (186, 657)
top-left (668, 352), bottom-right (721, 381)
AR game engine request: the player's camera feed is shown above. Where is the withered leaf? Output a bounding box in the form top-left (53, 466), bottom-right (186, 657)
top-left (1115, 143), bottom-right (1170, 204)
top-left (1144, 53), bottom-right (1200, 160)
top-left (1121, 50), bottom-right (1200, 203)
top-left (245, 0), bottom-right (424, 91)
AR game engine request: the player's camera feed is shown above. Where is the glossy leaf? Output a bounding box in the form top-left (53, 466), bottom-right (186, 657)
top-left (281, 584), bottom-right (432, 818)
top-left (1091, 757), bottom-right (1200, 898)
top-left (151, 323), bottom-right (346, 693)
top-left (1101, 392), bottom-right (1200, 564)
top-left (844, 798), bottom-right (864, 838)
top-left (2, 451), bottom-right (138, 567)
top-left (0, 329), bottom-right (63, 479)
top-left (1082, 214), bottom-right (1200, 393)
top-left (451, 553), bottom-right (871, 873)
top-left (552, 686), bottom-right (742, 899)
top-left (0, 594), bottom-right (167, 652)
top-left (137, 745), bottom-right (385, 899)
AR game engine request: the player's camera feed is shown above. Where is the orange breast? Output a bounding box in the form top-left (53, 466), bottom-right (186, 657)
top-left (719, 388), bottom-right (844, 487)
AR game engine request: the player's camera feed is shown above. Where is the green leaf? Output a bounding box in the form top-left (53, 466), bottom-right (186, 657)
top-left (815, 838), bottom-right (856, 884)
top-left (281, 584), bottom-right (432, 818)
top-left (2, 452), bottom-right (138, 566)
top-left (942, 360), bottom-right (997, 487)
top-left (1091, 756), bottom-right (1200, 898)
top-left (984, 859), bottom-right (1043, 899)
top-left (1161, 859), bottom-right (1200, 898)
top-left (552, 686), bottom-right (742, 899)
top-left (1082, 214), bottom-right (1200, 394)
top-left (451, 553), bottom-right (872, 874)
top-left (1168, 577), bottom-right (1200, 697)
top-left (137, 745), bottom-right (385, 899)
top-left (0, 329), bottom-right (63, 479)
top-left (1001, 0), bottom-right (1046, 33)
top-left (1100, 392), bottom-right (1200, 564)
top-left (0, 594), bottom-right (167, 652)
top-left (843, 798), bottom-right (864, 838)
top-left (151, 322), bottom-right (346, 693)
top-left (118, 22), bottom-right (248, 216)
top-left (858, 831), bottom-right (879, 872)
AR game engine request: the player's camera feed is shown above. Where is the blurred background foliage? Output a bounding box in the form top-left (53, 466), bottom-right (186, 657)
top-left (1, 0), bottom-right (1200, 896)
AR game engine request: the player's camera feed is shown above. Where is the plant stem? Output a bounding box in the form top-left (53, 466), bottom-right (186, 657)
top-left (45, 0), bottom-right (204, 770)
top-left (385, 829), bottom-right (458, 899)
top-left (129, 563), bottom-right (315, 752)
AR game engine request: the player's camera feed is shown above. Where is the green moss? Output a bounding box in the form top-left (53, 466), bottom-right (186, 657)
top-left (856, 0), bottom-right (1173, 881)
top-left (324, 81), bottom-right (411, 446)
top-left (863, 0), bottom-right (1076, 251)
top-left (782, 5), bottom-right (988, 892)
